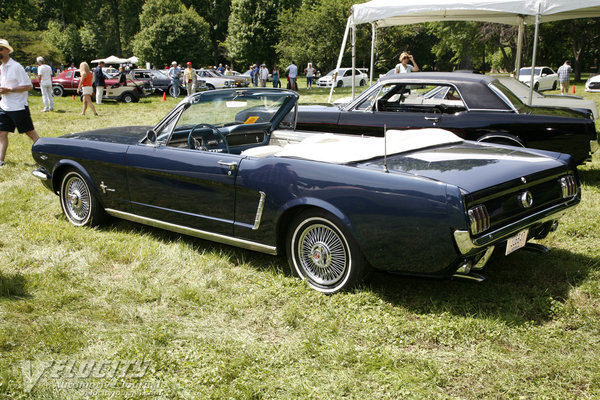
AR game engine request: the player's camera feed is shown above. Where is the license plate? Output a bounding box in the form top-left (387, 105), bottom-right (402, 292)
top-left (505, 229), bottom-right (528, 255)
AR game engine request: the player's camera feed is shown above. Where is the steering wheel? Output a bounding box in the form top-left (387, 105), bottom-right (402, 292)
top-left (432, 104), bottom-right (448, 114)
top-left (187, 123), bottom-right (229, 153)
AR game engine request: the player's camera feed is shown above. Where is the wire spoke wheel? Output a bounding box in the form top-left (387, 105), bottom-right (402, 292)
top-left (60, 170), bottom-right (106, 226)
top-left (298, 223), bottom-right (348, 285)
top-left (287, 211), bottom-right (370, 294)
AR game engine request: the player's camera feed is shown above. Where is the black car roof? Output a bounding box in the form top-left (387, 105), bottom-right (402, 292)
top-left (377, 72), bottom-right (510, 110)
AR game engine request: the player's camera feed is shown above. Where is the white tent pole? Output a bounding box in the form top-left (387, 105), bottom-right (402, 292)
top-left (528, 6), bottom-right (541, 105)
top-left (515, 17), bottom-right (524, 79)
top-left (352, 23), bottom-right (356, 98)
top-left (370, 23), bottom-right (376, 85)
top-left (329, 16), bottom-right (352, 103)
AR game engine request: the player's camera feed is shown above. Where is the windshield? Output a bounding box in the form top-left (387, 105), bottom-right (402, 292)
top-left (156, 89), bottom-right (295, 142)
top-left (489, 81), bottom-right (527, 112)
top-left (519, 67), bottom-right (541, 76)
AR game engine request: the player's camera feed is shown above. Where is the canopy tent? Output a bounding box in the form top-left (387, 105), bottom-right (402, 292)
top-left (91, 55), bottom-right (137, 64)
top-left (331, 0), bottom-right (600, 103)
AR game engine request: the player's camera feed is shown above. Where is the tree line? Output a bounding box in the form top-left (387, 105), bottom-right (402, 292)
top-left (1, 0), bottom-right (599, 79)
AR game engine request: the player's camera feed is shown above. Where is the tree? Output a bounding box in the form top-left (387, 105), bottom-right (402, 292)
top-left (133, 0), bottom-right (211, 68)
top-left (225, 0), bottom-right (289, 70)
top-left (276, 0), bottom-right (371, 73)
top-left (184, 0), bottom-right (232, 66)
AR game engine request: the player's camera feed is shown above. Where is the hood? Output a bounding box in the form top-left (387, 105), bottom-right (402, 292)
top-left (61, 126), bottom-right (152, 145)
top-left (360, 141), bottom-right (566, 193)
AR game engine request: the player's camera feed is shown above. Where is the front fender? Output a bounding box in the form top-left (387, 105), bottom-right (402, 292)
top-left (51, 160), bottom-right (103, 202)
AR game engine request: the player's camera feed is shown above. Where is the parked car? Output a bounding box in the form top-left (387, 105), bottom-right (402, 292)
top-left (498, 76), bottom-right (598, 120)
top-left (585, 74), bottom-right (600, 92)
top-left (32, 69), bottom-right (151, 98)
top-left (316, 68), bottom-right (368, 88)
top-left (129, 69), bottom-right (207, 95)
top-left (517, 66), bottom-right (559, 91)
top-left (195, 69), bottom-right (235, 90)
top-left (83, 78), bottom-right (152, 103)
top-left (31, 88), bottom-right (581, 293)
top-left (296, 72), bottom-right (598, 164)
top-left (214, 70), bottom-right (250, 87)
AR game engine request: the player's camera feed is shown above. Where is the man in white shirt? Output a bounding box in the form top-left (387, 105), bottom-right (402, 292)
top-left (37, 56), bottom-right (54, 112)
top-left (286, 61), bottom-right (298, 91)
top-left (0, 39), bottom-right (40, 167)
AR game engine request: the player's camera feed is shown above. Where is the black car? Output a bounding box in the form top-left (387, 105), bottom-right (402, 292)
top-left (296, 72), bottom-right (599, 164)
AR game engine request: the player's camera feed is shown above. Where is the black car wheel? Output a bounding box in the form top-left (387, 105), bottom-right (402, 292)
top-left (534, 82), bottom-right (539, 91)
top-left (52, 85), bottom-right (64, 97)
top-left (359, 79), bottom-right (366, 86)
top-left (552, 81), bottom-right (557, 90)
top-left (287, 210), bottom-right (371, 294)
top-left (59, 170), bottom-right (106, 226)
top-left (207, 84), bottom-right (215, 90)
top-left (336, 80), bottom-right (344, 88)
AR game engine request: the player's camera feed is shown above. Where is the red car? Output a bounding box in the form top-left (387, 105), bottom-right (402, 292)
top-left (32, 69), bottom-right (151, 100)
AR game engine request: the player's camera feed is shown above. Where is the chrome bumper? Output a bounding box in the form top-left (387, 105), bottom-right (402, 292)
top-left (453, 197), bottom-right (579, 255)
top-left (32, 168), bottom-right (50, 180)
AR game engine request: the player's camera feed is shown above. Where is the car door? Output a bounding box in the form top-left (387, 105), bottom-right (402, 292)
top-left (337, 82), bottom-right (448, 135)
top-left (125, 143), bottom-right (241, 236)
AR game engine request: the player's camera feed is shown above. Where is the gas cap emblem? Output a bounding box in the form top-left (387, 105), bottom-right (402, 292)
top-left (519, 191), bottom-right (533, 208)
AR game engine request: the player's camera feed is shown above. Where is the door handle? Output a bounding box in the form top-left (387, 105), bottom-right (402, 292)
top-left (218, 161), bottom-right (237, 171)
top-left (424, 116), bottom-right (440, 122)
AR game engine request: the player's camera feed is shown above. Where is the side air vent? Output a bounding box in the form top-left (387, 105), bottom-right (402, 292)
top-left (468, 205), bottom-right (490, 235)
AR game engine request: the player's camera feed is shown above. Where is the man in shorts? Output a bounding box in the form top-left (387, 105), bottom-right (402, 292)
top-left (0, 39), bottom-right (40, 167)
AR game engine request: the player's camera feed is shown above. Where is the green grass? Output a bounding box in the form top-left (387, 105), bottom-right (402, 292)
top-left (1, 85), bottom-right (600, 399)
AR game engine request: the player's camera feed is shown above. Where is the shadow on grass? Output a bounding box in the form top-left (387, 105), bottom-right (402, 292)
top-left (0, 272), bottom-right (28, 299)
top-left (97, 218), bottom-right (595, 325)
top-left (578, 166), bottom-right (600, 186)
top-left (370, 247), bottom-right (596, 325)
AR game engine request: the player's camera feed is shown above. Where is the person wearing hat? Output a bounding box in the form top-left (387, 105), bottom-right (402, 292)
top-left (0, 39), bottom-right (40, 167)
top-left (168, 61), bottom-right (182, 97)
top-left (557, 59), bottom-right (572, 95)
top-left (183, 62), bottom-right (197, 95)
top-left (36, 56), bottom-right (54, 112)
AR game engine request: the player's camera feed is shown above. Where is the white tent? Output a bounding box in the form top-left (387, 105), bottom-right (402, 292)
top-left (91, 55), bottom-right (130, 64)
top-left (330, 0), bottom-right (600, 102)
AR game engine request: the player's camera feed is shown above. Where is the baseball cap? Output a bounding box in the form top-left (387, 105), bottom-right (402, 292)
top-left (186, 61), bottom-right (192, 65)
top-left (172, 61), bottom-right (177, 65)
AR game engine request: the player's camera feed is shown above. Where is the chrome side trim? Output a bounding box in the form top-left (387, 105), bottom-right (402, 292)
top-left (252, 191), bottom-right (266, 230)
top-left (104, 208), bottom-right (278, 255)
top-left (453, 199), bottom-right (577, 255)
top-left (32, 169), bottom-right (50, 180)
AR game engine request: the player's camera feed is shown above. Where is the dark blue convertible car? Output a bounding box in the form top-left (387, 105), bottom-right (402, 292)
top-left (32, 88), bottom-right (581, 293)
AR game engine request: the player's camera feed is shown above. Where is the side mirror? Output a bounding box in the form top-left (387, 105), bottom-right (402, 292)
top-left (146, 129), bottom-right (156, 143)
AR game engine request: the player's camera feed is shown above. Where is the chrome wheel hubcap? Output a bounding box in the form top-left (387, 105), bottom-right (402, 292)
top-left (64, 176), bottom-right (90, 223)
top-left (298, 223), bottom-right (347, 285)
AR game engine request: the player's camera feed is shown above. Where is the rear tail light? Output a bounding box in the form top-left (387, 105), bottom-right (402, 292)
top-left (468, 205), bottom-right (490, 235)
top-left (560, 175), bottom-right (577, 198)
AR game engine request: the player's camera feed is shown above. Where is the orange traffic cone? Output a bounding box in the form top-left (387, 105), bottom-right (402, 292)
top-left (162, 91), bottom-right (167, 101)
top-left (72, 94), bottom-right (75, 100)
top-left (571, 84), bottom-right (575, 94)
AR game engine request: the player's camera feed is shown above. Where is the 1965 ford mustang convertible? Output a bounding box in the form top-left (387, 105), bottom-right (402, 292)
top-left (32, 88), bottom-right (581, 293)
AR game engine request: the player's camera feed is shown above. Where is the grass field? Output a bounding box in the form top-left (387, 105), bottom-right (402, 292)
top-left (1, 82), bottom-right (600, 399)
